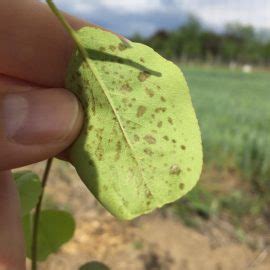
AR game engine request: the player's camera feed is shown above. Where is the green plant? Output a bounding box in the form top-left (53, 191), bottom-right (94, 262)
top-left (13, 0), bottom-right (202, 269)
top-left (53, 2), bottom-right (202, 220)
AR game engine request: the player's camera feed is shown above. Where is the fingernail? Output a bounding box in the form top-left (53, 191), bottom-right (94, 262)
top-left (2, 88), bottom-right (80, 145)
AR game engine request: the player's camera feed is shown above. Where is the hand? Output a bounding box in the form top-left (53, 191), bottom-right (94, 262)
top-left (0, 1), bottom-right (87, 268)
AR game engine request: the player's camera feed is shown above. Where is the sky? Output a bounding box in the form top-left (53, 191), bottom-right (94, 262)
top-left (47, 0), bottom-right (270, 37)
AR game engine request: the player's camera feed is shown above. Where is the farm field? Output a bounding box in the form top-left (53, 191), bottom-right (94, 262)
top-left (175, 65), bottom-right (270, 233)
top-left (184, 65), bottom-right (270, 174)
top-left (23, 66), bottom-right (270, 269)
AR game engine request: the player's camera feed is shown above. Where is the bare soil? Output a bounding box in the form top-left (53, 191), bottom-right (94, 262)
top-left (21, 160), bottom-right (270, 270)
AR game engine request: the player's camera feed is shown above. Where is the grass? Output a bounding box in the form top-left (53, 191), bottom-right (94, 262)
top-left (174, 65), bottom-right (270, 229)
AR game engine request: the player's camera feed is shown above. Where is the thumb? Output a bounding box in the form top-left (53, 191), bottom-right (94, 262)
top-left (0, 80), bottom-right (83, 170)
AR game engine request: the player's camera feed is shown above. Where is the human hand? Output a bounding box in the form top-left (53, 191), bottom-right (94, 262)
top-left (0, 1), bottom-right (88, 268)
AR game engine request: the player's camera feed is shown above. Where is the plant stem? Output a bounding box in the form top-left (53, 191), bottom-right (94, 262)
top-left (46, 0), bottom-right (88, 61)
top-left (31, 158), bottom-right (53, 270)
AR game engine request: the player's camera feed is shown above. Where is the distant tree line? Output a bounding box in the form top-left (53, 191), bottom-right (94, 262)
top-left (131, 16), bottom-right (270, 66)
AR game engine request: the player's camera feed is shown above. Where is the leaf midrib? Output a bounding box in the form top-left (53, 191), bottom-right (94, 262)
top-left (84, 56), bottom-right (148, 185)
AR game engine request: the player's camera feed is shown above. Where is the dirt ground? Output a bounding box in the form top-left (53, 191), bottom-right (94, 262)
top-left (22, 160), bottom-right (270, 270)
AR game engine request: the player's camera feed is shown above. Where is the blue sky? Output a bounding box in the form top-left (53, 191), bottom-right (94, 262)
top-left (48, 0), bottom-right (270, 37)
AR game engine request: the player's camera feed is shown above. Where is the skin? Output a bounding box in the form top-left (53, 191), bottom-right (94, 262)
top-left (0, 0), bottom-right (99, 268)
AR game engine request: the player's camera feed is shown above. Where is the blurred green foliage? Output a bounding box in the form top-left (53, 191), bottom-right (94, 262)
top-left (132, 16), bottom-right (270, 66)
top-left (174, 66), bottom-right (270, 229)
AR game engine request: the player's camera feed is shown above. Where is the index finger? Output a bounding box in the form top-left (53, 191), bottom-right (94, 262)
top-left (0, 0), bottom-right (89, 87)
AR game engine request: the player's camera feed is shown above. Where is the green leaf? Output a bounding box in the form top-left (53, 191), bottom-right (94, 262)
top-left (23, 209), bottom-right (75, 261)
top-left (79, 262), bottom-right (110, 270)
top-left (47, 1), bottom-right (203, 220)
top-left (13, 171), bottom-right (42, 216)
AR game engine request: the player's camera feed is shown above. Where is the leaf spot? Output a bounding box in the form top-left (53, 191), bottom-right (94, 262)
top-left (168, 117), bottom-right (173, 125)
top-left (138, 71), bottom-right (150, 82)
top-left (145, 87), bottom-right (154, 97)
top-left (169, 165), bottom-right (181, 175)
top-left (118, 42), bottom-right (127, 51)
top-left (144, 148), bottom-right (153, 156)
top-left (155, 107), bottom-right (167, 113)
top-left (163, 135), bottom-right (169, 141)
top-left (181, 145), bottom-right (186, 150)
top-left (121, 83), bottom-right (132, 92)
top-left (137, 106), bottom-right (147, 117)
top-left (157, 121), bottom-right (163, 128)
top-left (109, 45), bottom-right (116, 51)
top-left (179, 183), bottom-right (185, 190)
top-left (115, 141), bottom-right (122, 161)
top-left (144, 134), bottom-right (156, 144)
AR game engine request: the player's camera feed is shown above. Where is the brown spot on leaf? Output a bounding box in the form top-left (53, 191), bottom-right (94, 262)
top-left (157, 121), bottom-right (162, 128)
top-left (145, 87), bottom-right (154, 97)
top-left (146, 190), bottom-right (153, 198)
top-left (179, 183), bottom-right (185, 190)
top-left (144, 148), bottom-right (153, 156)
top-left (168, 117), bottom-right (173, 125)
top-left (163, 135), bottom-right (169, 141)
top-left (109, 45), bottom-right (116, 51)
top-left (121, 83), bottom-right (132, 92)
top-left (169, 164), bottom-right (181, 175)
top-left (118, 43), bottom-right (127, 51)
top-left (137, 106), bottom-right (147, 117)
top-left (172, 139), bottom-right (176, 143)
top-left (155, 107), bottom-right (167, 113)
top-left (161, 96), bottom-right (166, 102)
top-left (138, 71), bottom-right (150, 82)
top-left (140, 57), bottom-right (145, 63)
top-left (181, 145), bottom-right (186, 150)
top-left (115, 141), bottom-right (122, 161)
top-left (144, 134), bottom-right (156, 144)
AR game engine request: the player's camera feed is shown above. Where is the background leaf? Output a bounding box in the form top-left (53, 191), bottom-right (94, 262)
top-left (23, 209), bottom-right (75, 261)
top-left (79, 261), bottom-right (110, 270)
top-left (13, 171), bottom-right (42, 216)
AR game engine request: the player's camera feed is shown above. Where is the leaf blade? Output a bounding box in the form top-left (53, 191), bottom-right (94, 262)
top-left (23, 209), bottom-right (75, 261)
top-left (13, 171), bottom-right (42, 216)
top-left (66, 27), bottom-right (203, 219)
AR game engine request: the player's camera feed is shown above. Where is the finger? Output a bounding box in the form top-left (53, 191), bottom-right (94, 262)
top-left (0, 76), bottom-right (83, 170)
top-left (0, 171), bottom-right (26, 270)
top-left (0, 0), bottom-right (88, 87)
top-left (0, 74), bottom-right (40, 94)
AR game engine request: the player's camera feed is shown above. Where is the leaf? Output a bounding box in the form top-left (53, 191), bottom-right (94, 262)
top-left (79, 261), bottom-right (110, 270)
top-left (13, 171), bottom-right (42, 216)
top-left (23, 209), bottom-right (75, 261)
top-left (47, 1), bottom-right (203, 220)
